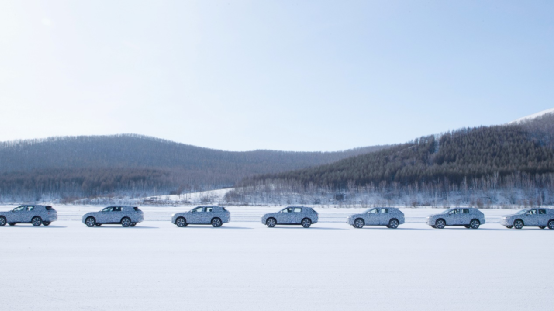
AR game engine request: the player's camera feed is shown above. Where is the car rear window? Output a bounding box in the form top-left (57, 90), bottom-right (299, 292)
top-left (133, 207), bottom-right (142, 212)
top-left (539, 209), bottom-right (546, 214)
top-left (462, 209), bottom-right (470, 213)
top-left (45, 206), bottom-right (54, 210)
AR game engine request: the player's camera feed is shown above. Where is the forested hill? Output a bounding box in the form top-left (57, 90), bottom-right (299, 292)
top-left (0, 134), bottom-right (387, 200)
top-left (239, 113), bottom-right (554, 192)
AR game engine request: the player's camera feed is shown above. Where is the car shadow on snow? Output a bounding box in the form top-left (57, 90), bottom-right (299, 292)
top-left (87, 225), bottom-right (160, 229)
top-left (2, 225), bottom-right (68, 229)
top-left (271, 226), bottom-right (347, 230)
top-left (175, 226), bottom-right (254, 230)
top-left (355, 227), bottom-right (426, 230)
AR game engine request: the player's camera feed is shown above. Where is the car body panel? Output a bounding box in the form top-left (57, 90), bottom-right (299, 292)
top-left (0, 205), bottom-right (57, 225)
top-left (81, 206), bottom-right (144, 225)
top-left (171, 206), bottom-right (230, 225)
top-left (426, 208), bottom-right (485, 227)
top-left (261, 206), bottom-right (319, 226)
top-left (347, 207), bottom-right (405, 227)
top-left (500, 208), bottom-right (554, 227)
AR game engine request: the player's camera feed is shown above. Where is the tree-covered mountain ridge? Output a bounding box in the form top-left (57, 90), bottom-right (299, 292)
top-left (229, 112), bottom-right (554, 207)
top-left (0, 134), bottom-right (388, 201)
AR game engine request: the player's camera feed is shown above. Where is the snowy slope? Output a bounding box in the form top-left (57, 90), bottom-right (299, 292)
top-left (509, 107), bottom-right (554, 124)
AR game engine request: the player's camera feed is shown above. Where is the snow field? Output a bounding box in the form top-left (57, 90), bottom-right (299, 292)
top-left (1, 217), bottom-right (553, 311)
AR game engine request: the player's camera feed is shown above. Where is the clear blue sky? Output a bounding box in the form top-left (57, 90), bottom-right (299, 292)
top-left (1, 1), bottom-right (553, 151)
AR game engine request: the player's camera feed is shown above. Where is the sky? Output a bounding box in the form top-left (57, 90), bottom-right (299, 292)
top-left (0, 1), bottom-right (553, 151)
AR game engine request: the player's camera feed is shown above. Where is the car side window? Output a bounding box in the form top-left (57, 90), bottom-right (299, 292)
top-left (529, 209), bottom-right (537, 215)
top-left (539, 209), bottom-right (546, 215)
top-left (369, 209), bottom-right (379, 214)
top-left (462, 209), bottom-right (469, 213)
top-left (205, 207), bottom-right (213, 212)
top-left (192, 207), bottom-right (203, 213)
top-left (381, 208), bottom-right (388, 213)
top-left (281, 208), bottom-right (293, 213)
top-left (449, 209), bottom-right (459, 215)
top-left (293, 208), bottom-right (302, 213)
top-left (27, 206), bottom-right (34, 211)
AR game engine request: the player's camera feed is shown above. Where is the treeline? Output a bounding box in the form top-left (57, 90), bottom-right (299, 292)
top-left (230, 114), bottom-right (554, 207)
top-left (0, 134), bottom-right (387, 201)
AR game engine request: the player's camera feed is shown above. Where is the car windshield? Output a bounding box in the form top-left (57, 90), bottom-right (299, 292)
top-left (443, 209), bottom-right (454, 214)
top-left (12, 206), bottom-right (25, 212)
top-left (516, 209), bottom-right (528, 215)
top-left (101, 207), bottom-right (112, 212)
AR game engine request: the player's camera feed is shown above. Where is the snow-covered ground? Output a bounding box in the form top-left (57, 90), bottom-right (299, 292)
top-left (1, 206), bottom-right (553, 310)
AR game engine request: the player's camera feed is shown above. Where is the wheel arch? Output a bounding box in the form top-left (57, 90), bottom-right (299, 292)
top-left (514, 219), bottom-right (524, 226)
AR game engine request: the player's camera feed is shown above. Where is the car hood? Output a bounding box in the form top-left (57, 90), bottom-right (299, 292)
top-left (348, 213), bottom-right (365, 220)
top-left (262, 212), bottom-right (279, 218)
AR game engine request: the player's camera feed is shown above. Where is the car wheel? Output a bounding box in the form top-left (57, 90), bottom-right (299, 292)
top-left (505, 225), bottom-right (513, 229)
top-left (95, 223), bottom-right (102, 227)
top-left (353, 218), bottom-right (364, 228)
top-left (211, 218), bottom-right (222, 227)
top-left (266, 218), bottom-right (276, 228)
top-left (32, 217), bottom-right (42, 226)
top-left (175, 217), bottom-right (187, 227)
top-left (8, 223), bottom-right (16, 226)
top-left (42, 221), bottom-right (51, 226)
top-left (513, 219), bottom-right (524, 229)
top-left (548, 220), bottom-right (554, 230)
top-left (301, 218), bottom-right (312, 228)
top-left (0, 216), bottom-right (6, 226)
top-left (388, 219), bottom-right (399, 229)
top-left (539, 226), bottom-right (546, 229)
top-left (85, 217), bottom-right (96, 227)
top-left (469, 219), bottom-right (480, 229)
top-left (435, 219), bottom-right (446, 229)
top-left (121, 217), bottom-right (132, 227)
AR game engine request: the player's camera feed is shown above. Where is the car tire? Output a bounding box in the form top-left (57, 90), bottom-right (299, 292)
top-left (32, 217), bottom-right (42, 226)
top-left (548, 220), bottom-right (554, 230)
top-left (539, 226), bottom-right (545, 229)
top-left (301, 218), bottom-right (312, 228)
top-left (0, 216), bottom-right (6, 226)
top-left (435, 219), bottom-right (446, 229)
top-left (42, 221), bottom-right (51, 226)
top-left (353, 218), bottom-right (364, 228)
top-left (175, 217), bottom-right (187, 227)
top-left (266, 218), bottom-right (276, 228)
top-left (85, 217), bottom-right (96, 227)
top-left (505, 225), bottom-right (513, 229)
top-left (388, 219), bottom-right (399, 229)
top-left (469, 219), bottom-right (480, 229)
top-left (8, 223), bottom-right (16, 226)
top-left (121, 217), bottom-right (132, 227)
top-left (211, 218), bottom-right (222, 227)
top-left (513, 219), bottom-right (524, 229)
